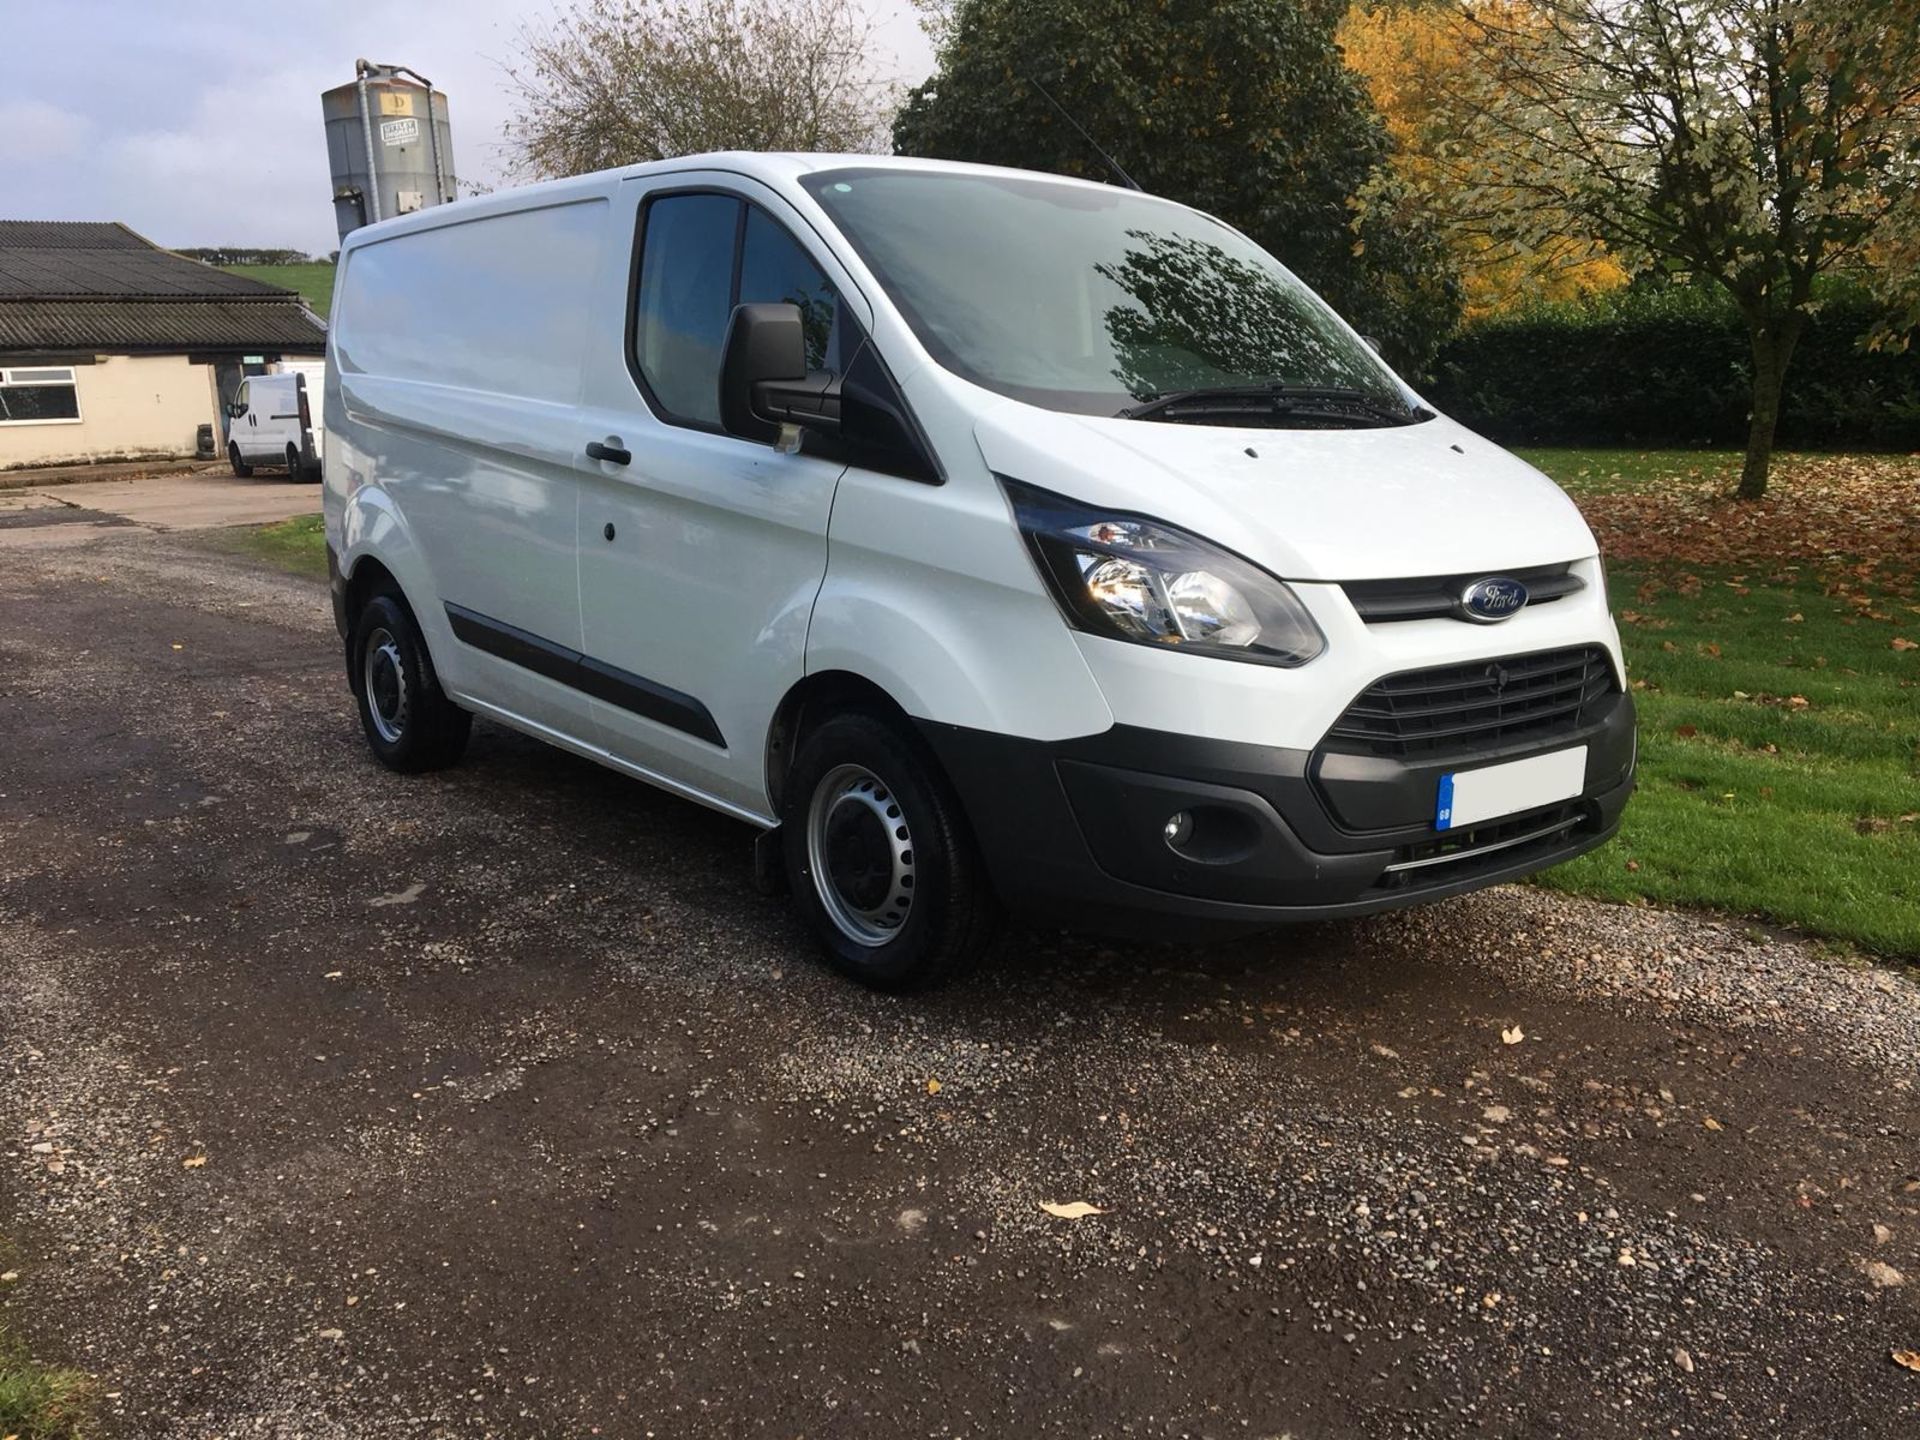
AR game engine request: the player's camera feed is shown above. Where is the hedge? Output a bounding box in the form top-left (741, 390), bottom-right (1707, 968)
top-left (1426, 284), bottom-right (1920, 450)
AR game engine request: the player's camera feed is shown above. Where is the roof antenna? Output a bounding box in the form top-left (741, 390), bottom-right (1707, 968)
top-left (1027, 77), bottom-right (1143, 192)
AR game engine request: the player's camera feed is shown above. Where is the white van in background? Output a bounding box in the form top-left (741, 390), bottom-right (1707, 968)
top-left (322, 153), bottom-right (1635, 990)
top-left (225, 369), bottom-right (323, 479)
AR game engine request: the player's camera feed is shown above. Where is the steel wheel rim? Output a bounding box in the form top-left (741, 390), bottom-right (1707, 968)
top-left (806, 763), bottom-right (915, 948)
top-left (363, 626), bottom-right (409, 744)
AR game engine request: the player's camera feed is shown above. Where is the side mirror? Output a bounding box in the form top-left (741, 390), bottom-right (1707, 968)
top-left (1359, 334), bottom-right (1385, 357)
top-left (226, 400), bottom-right (247, 418)
top-left (718, 302), bottom-right (839, 446)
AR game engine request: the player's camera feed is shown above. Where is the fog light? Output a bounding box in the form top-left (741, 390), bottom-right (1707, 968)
top-left (1163, 811), bottom-right (1194, 847)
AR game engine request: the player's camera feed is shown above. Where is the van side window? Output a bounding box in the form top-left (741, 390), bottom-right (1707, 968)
top-left (632, 193), bottom-right (842, 428)
top-left (234, 380), bottom-right (250, 411)
top-left (738, 206), bottom-right (838, 373)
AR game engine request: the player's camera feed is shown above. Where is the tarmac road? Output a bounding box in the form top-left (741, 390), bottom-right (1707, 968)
top-left (1, 517), bottom-right (1916, 1438)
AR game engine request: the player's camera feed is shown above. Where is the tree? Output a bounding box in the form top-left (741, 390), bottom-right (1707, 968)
top-left (893, 0), bottom-right (1462, 372)
top-left (1427, 0), bottom-right (1920, 498)
top-left (1339, 2), bottom-right (1628, 318)
top-left (503, 0), bottom-right (892, 177)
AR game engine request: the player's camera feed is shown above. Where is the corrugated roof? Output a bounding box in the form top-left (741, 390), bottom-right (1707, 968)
top-left (0, 218), bottom-right (324, 353)
top-left (0, 299), bottom-right (326, 353)
top-left (0, 246), bottom-right (288, 299)
top-left (0, 221), bottom-right (153, 251)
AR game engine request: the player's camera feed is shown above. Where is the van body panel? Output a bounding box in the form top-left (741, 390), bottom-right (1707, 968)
top-left (330, 196), bottom-right (612, 739)
top-left (563, 171), bottom-right (876, 815)
top-left (806, 468), bottom-right (1115, 740)
top-left (971, 402), bottom-right (1595, 584)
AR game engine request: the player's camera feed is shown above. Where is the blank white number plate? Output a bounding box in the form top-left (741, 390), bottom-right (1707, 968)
top-left (1436, 747), bottom-right (1587, 832)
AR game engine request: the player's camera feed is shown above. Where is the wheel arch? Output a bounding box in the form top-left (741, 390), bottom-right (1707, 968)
top-left (765, 670), bottom-right (921, 815)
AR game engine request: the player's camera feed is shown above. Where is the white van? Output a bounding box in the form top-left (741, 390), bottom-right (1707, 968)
top-left (322, 154), bottom-right (1635, 989)
top-left (225, 371), bottom-right (322, 479)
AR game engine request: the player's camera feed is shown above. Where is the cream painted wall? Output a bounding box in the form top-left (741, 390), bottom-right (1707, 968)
top-left (0, 353), bottom-right (218, 470)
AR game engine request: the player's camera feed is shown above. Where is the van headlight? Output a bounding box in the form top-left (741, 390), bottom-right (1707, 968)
top-left (1003, 479), bottom-right (1326, 667)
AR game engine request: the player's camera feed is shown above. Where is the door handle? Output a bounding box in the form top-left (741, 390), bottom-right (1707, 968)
top-left (586, 439), bottom-right (631, 466)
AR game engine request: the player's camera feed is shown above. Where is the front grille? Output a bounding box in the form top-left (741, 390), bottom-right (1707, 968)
top-left (1325, 645), bottom-right (1616, 758)
top-left (1342, 562), bottom-right (1584, 623)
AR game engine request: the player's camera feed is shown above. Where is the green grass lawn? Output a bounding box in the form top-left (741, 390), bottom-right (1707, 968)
top-left (1, 1237), bottom-right (94, 1439)
top-left (0, 1331), bottom-right (94, 1439)
top-left (1522, 448), bottom-right (1920, 956)
top-left (1512, 446), bottom-right (1742, 494)
top-left (193, 512), bottom-right (327, 582)
top-left (220, 262), bottom-right (335, 315)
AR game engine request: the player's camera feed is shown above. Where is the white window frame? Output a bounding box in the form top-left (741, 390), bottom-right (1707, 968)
top-left (0, 366), bottom-right (83, 427)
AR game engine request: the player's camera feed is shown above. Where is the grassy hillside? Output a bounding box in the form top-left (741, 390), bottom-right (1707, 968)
top-left (221, 262), bottom-right (335, 315)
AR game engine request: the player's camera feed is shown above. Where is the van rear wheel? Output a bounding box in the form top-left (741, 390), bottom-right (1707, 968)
top-left (782, 711), bottom-right (997, 991)
top-left (228, 441), bottom-right (252, 478)
top-left (348, 589), bottom-right (471, 773)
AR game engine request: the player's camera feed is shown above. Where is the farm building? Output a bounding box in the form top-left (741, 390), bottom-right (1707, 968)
top-left (0, 221), bottom-right (325, 471)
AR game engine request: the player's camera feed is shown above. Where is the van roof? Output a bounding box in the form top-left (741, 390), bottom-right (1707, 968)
top-left (337, 152), bottom-right (1145, 251)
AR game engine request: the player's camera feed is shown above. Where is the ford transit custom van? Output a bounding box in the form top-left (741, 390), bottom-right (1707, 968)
top-left (322, 153), bottom-right (1634, 990)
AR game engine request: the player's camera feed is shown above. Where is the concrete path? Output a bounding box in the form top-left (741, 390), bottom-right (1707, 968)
top-left (0, 469), bottom-right (318, 541)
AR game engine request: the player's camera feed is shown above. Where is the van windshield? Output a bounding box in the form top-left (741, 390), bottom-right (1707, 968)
top-left (801, 167), bottom-right (1423, 425)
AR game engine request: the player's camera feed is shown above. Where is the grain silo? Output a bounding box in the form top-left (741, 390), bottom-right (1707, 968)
top-left (322, 60), bottom-right (455, 243)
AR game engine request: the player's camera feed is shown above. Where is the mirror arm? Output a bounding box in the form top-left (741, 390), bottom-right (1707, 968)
top-left (751, 371), bottom-right (843, 436)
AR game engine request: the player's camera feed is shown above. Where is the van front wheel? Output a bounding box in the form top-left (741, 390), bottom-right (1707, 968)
top-left (348, 591), bottom-right (472, 773)
top-left (228, 441), bottom-right (252, 478)
top-left (782, 712), bottom-right (997, 991)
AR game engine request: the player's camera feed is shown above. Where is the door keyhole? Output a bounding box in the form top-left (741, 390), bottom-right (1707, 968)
top-left (603, 522), bottom-right (616, 542)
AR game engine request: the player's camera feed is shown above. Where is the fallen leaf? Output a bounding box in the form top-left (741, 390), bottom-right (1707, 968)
top-left (1893, 637), bottom-right (1918, 652)
top-left (1863, 1260), bottom-right (1906, 1288)
top-left (1673, 1346), bottom-right (1695, 1374)
top-left (1500, 1026), bottom-right (1525, 1045)
top-left (925, 1078), bottom-right (941, 1095)
top-left (182, 1155), bottom-right (207, 1169)
top-left (1673, 723), bottom-right (1698, 738)
top-left (1702, 1116), bottom-right (1724, 1132)
top-left (1039, 1201), bottom-right (1107, 1220)
top-left (0, 1270), bottom-right (18, 1284)
top-left (1894, 1348), bottom-right (1920, 1372)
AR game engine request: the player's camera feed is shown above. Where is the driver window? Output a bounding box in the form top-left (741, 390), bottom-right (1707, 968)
top-left (632, 192), bottom-right (845, 429)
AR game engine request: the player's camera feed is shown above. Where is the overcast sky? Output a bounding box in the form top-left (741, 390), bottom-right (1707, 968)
top-left (0, 0), bottom-right (935, 257)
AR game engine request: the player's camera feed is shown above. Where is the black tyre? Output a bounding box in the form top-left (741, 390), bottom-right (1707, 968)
top-left (348, 589), bottom-right (472, 773)
top-left (228, 441), bottom-right (253, 478)
top-left (781, 710), bottom-right (998, 991)
top-left (285, 443), bottom-right (305, 479)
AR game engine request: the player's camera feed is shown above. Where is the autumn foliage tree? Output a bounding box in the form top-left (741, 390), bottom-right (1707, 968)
top-left (1339, 2), bottom-right (1627, 317)
top-left (894, 0), bottom-right (1462, 371)
top-left (503, 0), bottom-right (891, 176)
top-left (1425, 0), bottom-right (1920, 498)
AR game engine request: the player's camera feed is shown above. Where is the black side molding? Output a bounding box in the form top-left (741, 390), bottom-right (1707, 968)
top-left (443, 602), bottom-right (726, 748)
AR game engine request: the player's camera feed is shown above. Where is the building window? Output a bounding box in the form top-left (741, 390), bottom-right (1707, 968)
top-left (0, 367), bottom-right (82, 425)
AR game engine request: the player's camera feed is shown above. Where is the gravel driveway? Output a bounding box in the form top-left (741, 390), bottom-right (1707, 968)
top-left (1, 522), bottom-right (1916, 1438)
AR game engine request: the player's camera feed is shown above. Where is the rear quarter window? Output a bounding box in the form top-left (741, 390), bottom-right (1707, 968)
top-left (336, 199), bottom-right (609, 404)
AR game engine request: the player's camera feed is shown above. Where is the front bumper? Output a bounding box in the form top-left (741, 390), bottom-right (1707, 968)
top-left (916, 689), bottom-right (1635, 936)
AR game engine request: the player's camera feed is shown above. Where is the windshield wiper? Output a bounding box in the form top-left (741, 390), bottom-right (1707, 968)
top-left (1118, 383), bottom-right (1418, 428)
